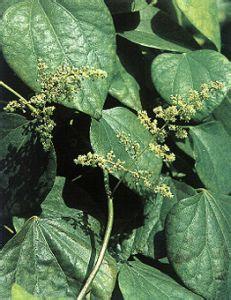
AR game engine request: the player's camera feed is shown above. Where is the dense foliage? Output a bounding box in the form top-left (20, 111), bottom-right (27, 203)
top-left (0, 0), bottom-right (231, 299)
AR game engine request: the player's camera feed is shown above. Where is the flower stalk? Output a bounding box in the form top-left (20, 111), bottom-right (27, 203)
top-left (77, 172), bottom-right (114, 300)
top-left (0, 81), bottom-right (37, 115)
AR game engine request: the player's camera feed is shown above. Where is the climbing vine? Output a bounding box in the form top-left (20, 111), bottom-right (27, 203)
top-left (0, 0), bottom-right (231, 299)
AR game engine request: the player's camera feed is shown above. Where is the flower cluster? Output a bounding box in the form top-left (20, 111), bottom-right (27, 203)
top-left (4, 100), bottom-right (24, 113)
top-left (74, 151), bottom-right (154, 190)
top-left (137, 111), bottom-right (166, 142)
top-left (116, 131), bottom-right (140, 159)
top-left (37, 60), bottom-right (107, 104)
top-left (149, 143), bottom-right (175, 163)
top-left (5, 93), bottom-right (56, 151)
top-left (34, 107), bottom-right (56, 151)
top-left (167, 81), bottom-right (224, 122)
top-left (168, 125), bottom-right (188, 139)
top-left (4, 60), bottom-right (107, 151)
top-left (75, 81), bottom-right (224, 199)
top-left (138, 81), bottom-right (224, 162)
top-left (154, 183), bottom-right (174, 198)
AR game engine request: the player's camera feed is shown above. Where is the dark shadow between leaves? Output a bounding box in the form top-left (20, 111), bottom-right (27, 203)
top-left (106, 0), bottom-right (151, 15)
top-left (0, 122), bottom-right (55, 240)
top-left (150, 11), bottom-right (199, 50)
top-left (114, 11), bottom-right (140, 32)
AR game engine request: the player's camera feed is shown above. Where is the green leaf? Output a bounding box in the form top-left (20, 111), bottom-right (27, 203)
top-left (90, 107), bottom-right (162, 197)
top-left (119, 6), bottom-right (199, 52)
top-left (0, 0), bottom-right (22, 16)
top-left (213, 93), bottom-right (231, 135)
top-left (151, 50), bottom-right (231, 120)
top-left (118, 260), bottom-right (202, 299)
top-left (1, 0), bottom-right (116, 118)
top-left (0, 113), bottom-right (56, 219)
top-left (176, 135), bottom-right (194, 159)
top-left (117, 178), bottom-right (196, 260)
top-left (12, 284), bottom-right (38, 300)
top-left (217, 0), bottom-right (231, 23)
top-left (175, 0), bottom-right (221, 50)
top-left (105, 0), bottom-right (149, 14)
top-left (13, 217), bottom-right (25, 233)
top-left (166, 190), bottom-right (231, 298)
top-left (41, 177), bottom-right (101, 236)
top-left (0, 177), bottom-right (117, 299)
top-left (109, 56), bottom-right (142, 111)
top-left (189, 121), bottom-right (231, 194)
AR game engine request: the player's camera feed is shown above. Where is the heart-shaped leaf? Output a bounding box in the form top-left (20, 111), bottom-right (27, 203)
top-left (1, 0), bottom-right (116, 118)
top-left (118, 260), bottom-right (202, 299)
top-left (151, 50), bottom-right (231, 120)
top-left (189, 121), bottom-right (231, 194)
top-left (0, 177), bottom-right (117, 299)
top-left (176, 0), bottom-right (221, 50)
top-left (166, 190), bottom-right (231, 298)
top-left (90, 107), bottom-right (162, 197)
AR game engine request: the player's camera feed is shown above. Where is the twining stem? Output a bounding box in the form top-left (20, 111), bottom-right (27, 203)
top-left (0, 81), bottom-right (37, 114)
top-left (77, 172), bottom-right (114, 300)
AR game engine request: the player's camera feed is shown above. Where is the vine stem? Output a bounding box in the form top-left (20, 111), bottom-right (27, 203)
top-left (77, 172), bottom-right (114, 300)
top-left (0, 81), bottom-right (37, 114)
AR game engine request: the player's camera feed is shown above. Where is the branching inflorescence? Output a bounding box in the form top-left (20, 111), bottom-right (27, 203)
top-left (138, 81), bottom-right (224, 163)
top-left (75, 151), bottom-right (153, 189)
top-left (75, 81), bottom-right (224, 198)
top-left (3, 60), bottom-right (107, 151)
